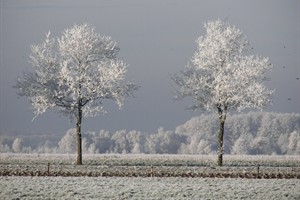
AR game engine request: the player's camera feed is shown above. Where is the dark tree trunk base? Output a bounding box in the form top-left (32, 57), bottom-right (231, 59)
top-left (217, 106), bottom-right (227, 167)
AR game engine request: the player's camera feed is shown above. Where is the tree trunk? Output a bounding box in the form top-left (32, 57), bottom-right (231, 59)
top-left (217, 105), bottom-right (227, 167)
top-left (217, 118), bottom-right (225, 166)
top-left (76, 104), bottom-right (83, 165)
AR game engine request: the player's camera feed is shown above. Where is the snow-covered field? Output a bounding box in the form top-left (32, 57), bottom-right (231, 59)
top-left (1, 153), bottom-right (299, 167)
top-left (1, 176), bottom-right (300, 199)
top-left (0, 154), bottom-right (300, 199)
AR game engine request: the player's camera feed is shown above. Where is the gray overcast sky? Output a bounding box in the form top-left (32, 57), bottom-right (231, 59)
top-left (0, 0), bottom-right (299, 135)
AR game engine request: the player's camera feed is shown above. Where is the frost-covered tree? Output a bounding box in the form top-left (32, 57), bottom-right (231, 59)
top-left (173, 20), bottom-right (273, 166)
top-left (127, 130), bottom-right (145, 153)
top-left (288, 130), bottom-right (300, 154)
top-left (15, 24), bottom-right (139, 164)
top-left (12, 138), bottom-right (23, 153)
top-left (111, 130), bottom-right (129, 154)
top-left (232, 134), bottom-right (253, 155)
top-left (58, 128), bottom-right (77, 153)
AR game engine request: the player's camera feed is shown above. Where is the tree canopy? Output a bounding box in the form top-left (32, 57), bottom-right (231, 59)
top-left (173, 19), bottom-right (273, 116)
top-left (15, 24), bottom-right (138, 120)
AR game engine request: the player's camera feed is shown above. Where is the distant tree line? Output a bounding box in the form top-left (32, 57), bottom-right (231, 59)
top-left (1, 112), bottom-right (299, 155)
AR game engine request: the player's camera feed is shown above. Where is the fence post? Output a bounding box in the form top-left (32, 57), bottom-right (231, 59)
top-left (47, 163), bottom-right (50, 175)
top-left (151, 165), bottom-right (154, 177)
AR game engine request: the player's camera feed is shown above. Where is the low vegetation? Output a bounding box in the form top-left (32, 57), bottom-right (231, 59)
top-left (1, 154), bottom-right (299, 179)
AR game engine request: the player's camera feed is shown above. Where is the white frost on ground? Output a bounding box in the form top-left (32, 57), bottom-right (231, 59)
top-left (1, 176), bottom-right (299, 199)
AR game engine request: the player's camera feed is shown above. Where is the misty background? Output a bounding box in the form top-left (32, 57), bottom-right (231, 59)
top-left (2, 112), bottom-right (300, 155)
top-left (0, 0), bottom-right (299, 138)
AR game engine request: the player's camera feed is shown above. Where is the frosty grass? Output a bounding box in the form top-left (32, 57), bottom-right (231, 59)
top-left (1, 176), bottom-right (299, 199)
top-left (0, 154), bottom-right (299, 199)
